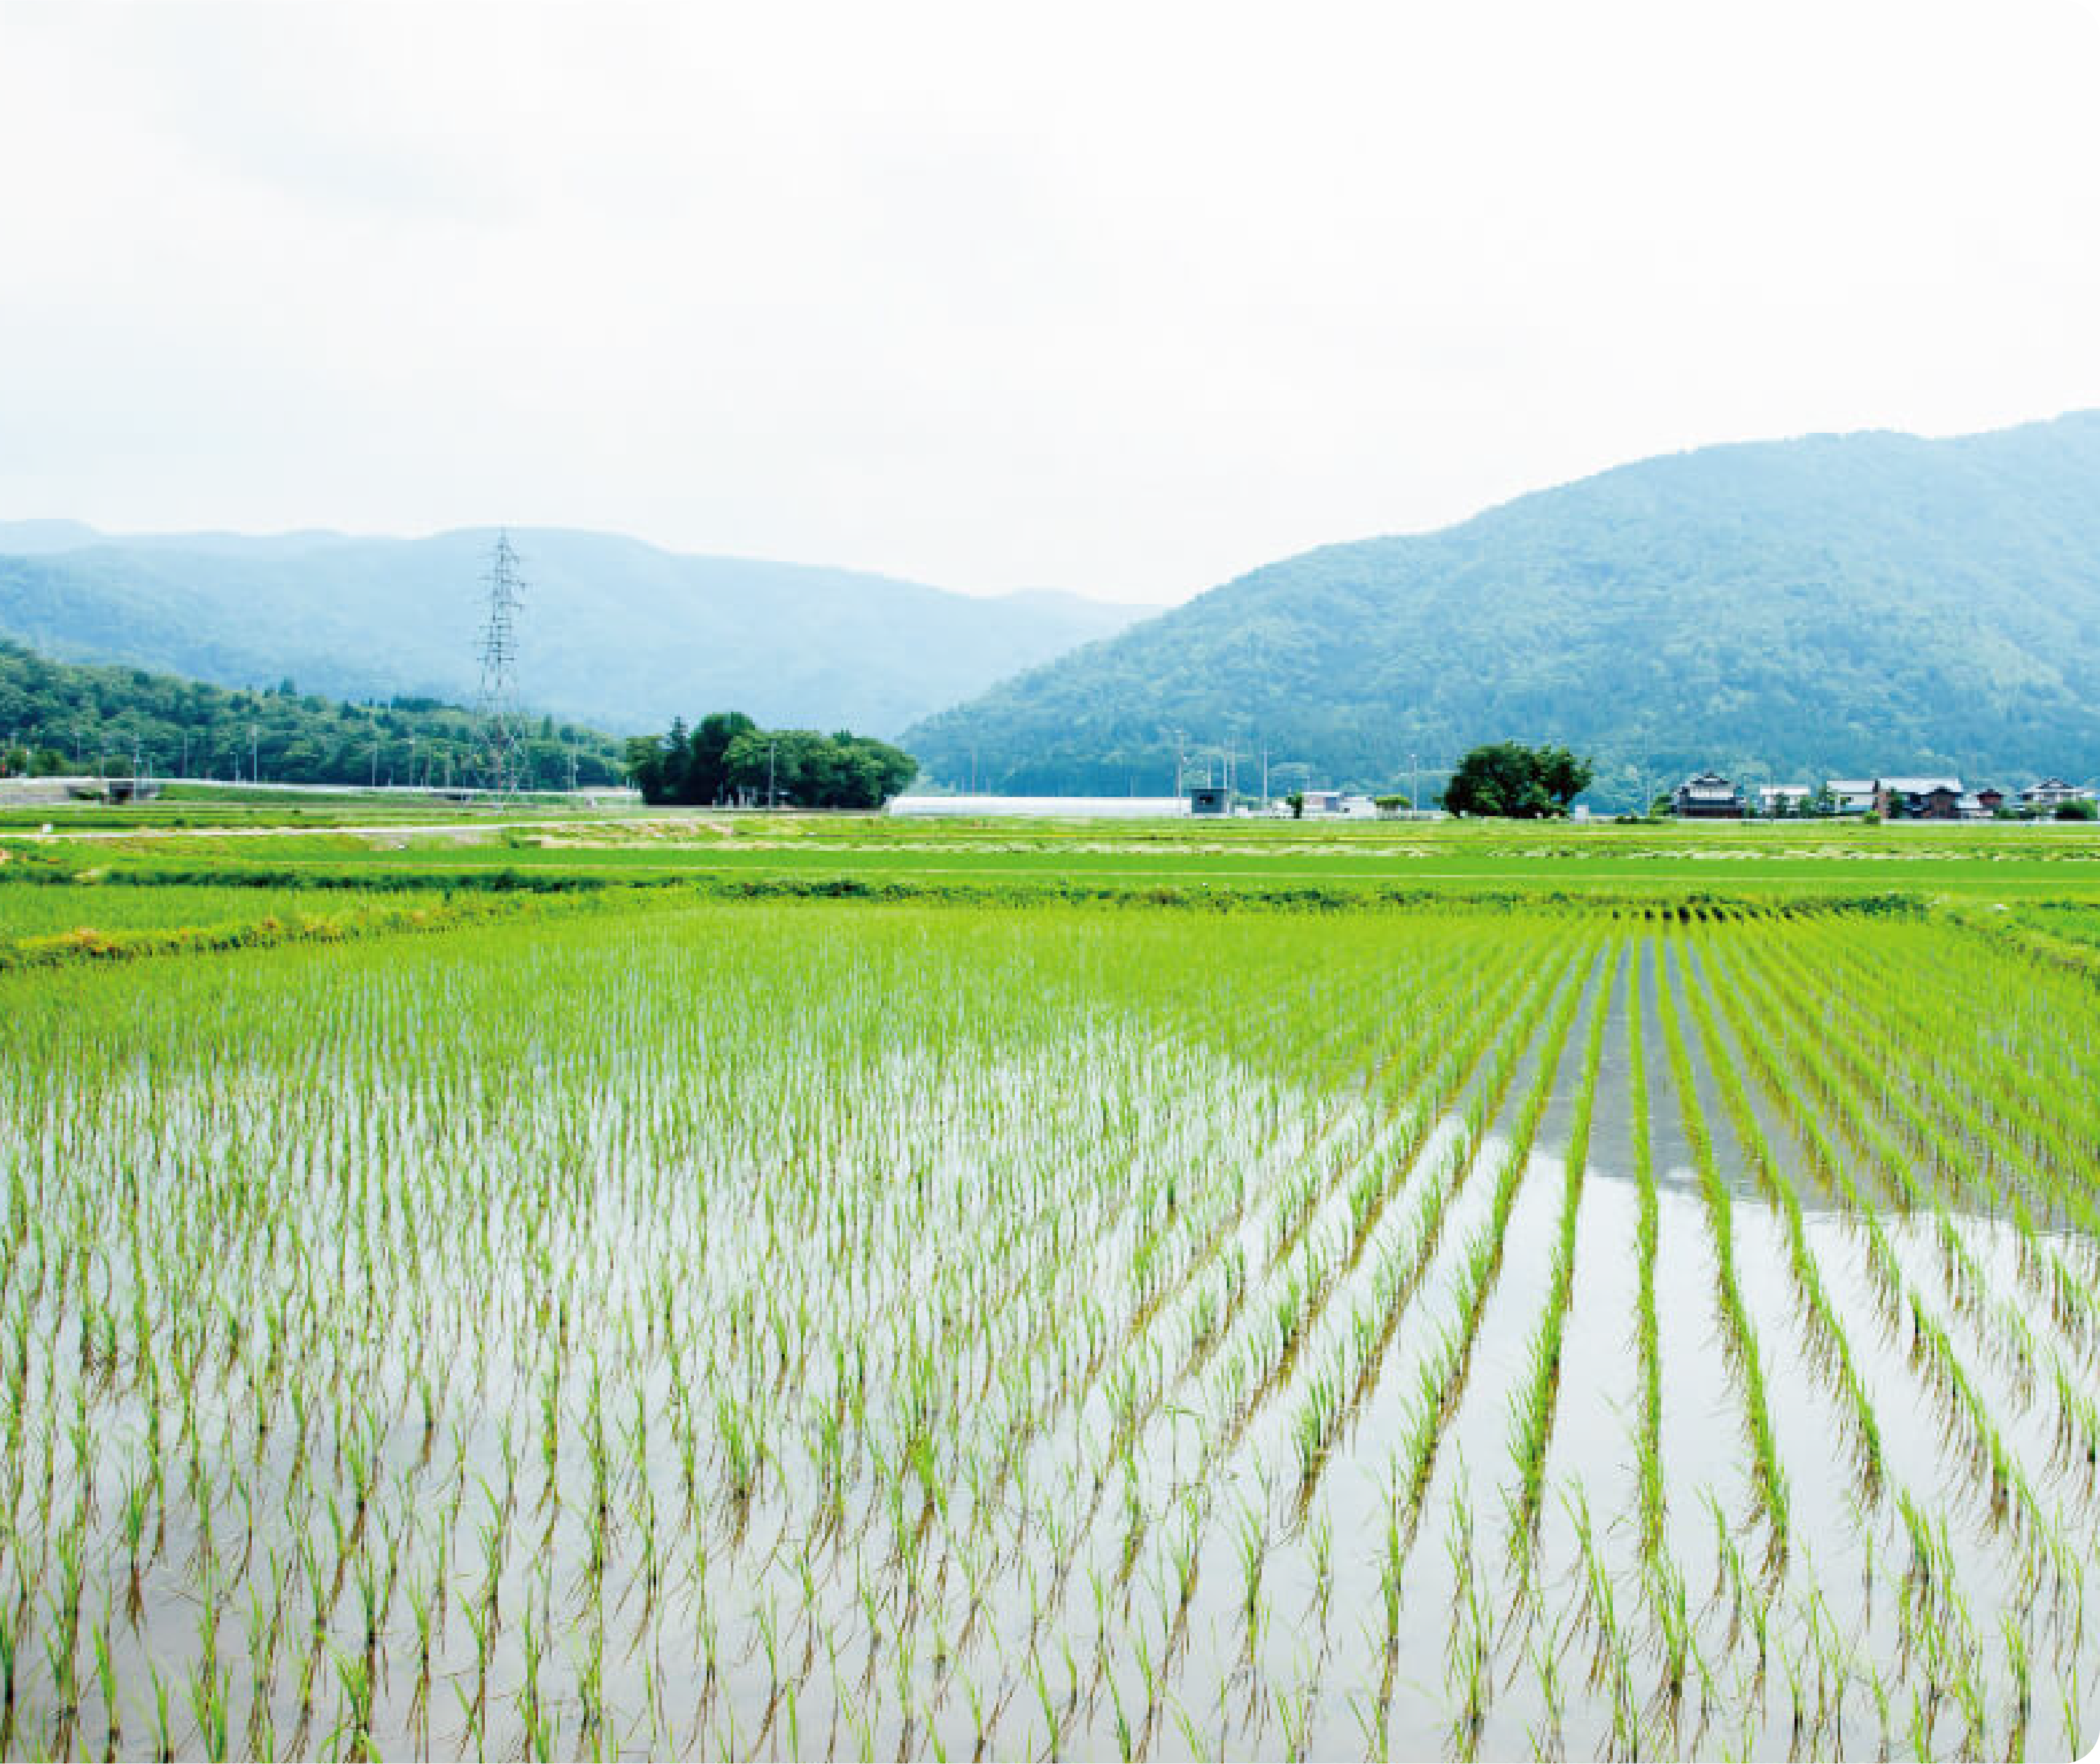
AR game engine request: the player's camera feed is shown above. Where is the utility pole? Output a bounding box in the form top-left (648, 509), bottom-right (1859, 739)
top-left (767, 739), bottom-right (777, 809)
top-left (250, 723), bottom-right (260, 784)
top-left (1411, 751), bottom-right (1419, 815)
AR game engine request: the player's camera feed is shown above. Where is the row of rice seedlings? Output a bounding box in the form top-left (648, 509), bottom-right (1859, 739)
top-left (1712, 929), bottom-right (2061, 1545)
top-left (1095, 925), bottom-right (1554, 1538)
top-left (1625, 940), bottom-right (1665, 1564)
top-left (1221, 931), bottom-right (1603, 1747)
top-left (1753, 919), bottom-right (2099, 1369)
top-left (1260, 933), bottom-right (1490, 1272)
top-left (1783, 928), bottom-right (2100, 1450)
top-left (1650, 936), bottom-right (1791, 1576)
top-left (1709, 934), bottom-right (1979, 1331)
top-left (1701, 926), bottom-right (2098, 1729)
top-left (1153, 951), bottom-right (1537, 1478)
top-left (1156, 929), bottom-right (1521, 1394)
top-left (1282, 928), bottom-right (1589, 1504)
top-left (1388, 932), bottom-right (1601, 1538)
top-left (1503, 939), bottom-right (1617, 1577)
top-left (1722, 924), bottom-right (2100, 1503)
top-left (890, 915), bottom-right (1562, 1747)
top-left (966, 924), bottom-right (1579, 1747)
top-left (1675, 930), bottom-right (1888, 1503)
top-left (1689, 933), bottom-right (1909, 1332)
top-left (1796, 916), bottom-right (2100, 1245)
top-left (1009, 922), bottom-right (1589, 1752)
top-left (1328, 942), bottom-right (1547, 1277)
top-left (1764, 924), bottom-right (2075, 1352)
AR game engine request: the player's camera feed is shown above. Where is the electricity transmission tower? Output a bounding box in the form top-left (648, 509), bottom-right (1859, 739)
top-left (474, 533), bottom-right (527, 795)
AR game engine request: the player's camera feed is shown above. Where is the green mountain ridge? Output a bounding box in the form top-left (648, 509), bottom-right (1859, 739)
top-left (900, 412), bottom-right (2100, 806)
top-left (0, 526), bottom-right (1155, 740)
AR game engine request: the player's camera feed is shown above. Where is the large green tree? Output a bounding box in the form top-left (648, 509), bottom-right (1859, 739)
top-left (1440, 741), bottom-right (1593, 818)
top-left (628, 714), bottom-right (916, 809)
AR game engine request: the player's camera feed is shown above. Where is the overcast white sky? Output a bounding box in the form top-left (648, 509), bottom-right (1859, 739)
top-left (4, 2), bottom-right (2099, 604)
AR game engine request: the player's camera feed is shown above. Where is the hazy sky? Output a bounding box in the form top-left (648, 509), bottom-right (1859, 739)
top-left (4, 2), bottom-right (2099, 604)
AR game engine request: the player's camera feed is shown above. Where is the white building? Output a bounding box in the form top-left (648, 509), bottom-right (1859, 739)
top-left (2018, 777), bottom-right (2096, 812)
top-left (1824, 779), bottom-right (1879, 816)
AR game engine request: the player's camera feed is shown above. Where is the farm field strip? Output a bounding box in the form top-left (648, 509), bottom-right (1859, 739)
top-left (15, 809), bottom-right (2100, 912)
top-left (0, 883), bottom-right (383, 936)
top-left (0, 900), bottom-right (2094, 1760)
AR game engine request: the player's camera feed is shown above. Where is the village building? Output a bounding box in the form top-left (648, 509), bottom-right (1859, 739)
top-left (2018, 777), bottom-right (2096, 812)
top-left (1879, 777), bottom-right (1963, 820)
top-left (1757, 785), bottom-right (1812, 816)
top-left (1673, 770), bottom-right (1744, 818)
top-left (1825, 778), bottom-right (1879, 815)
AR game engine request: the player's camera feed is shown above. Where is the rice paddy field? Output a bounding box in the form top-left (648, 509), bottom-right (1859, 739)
top-left (0, 884), bottom-right (445, 940)
top-left (2, 812), bottom-right (2098, 1762)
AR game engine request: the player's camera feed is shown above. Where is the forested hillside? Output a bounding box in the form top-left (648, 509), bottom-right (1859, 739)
top-left (0, 640), bottom-right (625, 788)
top-left (0, 526), bottom-right (1151, 739)
top-left (902, 413), bottom-right (2100, 806)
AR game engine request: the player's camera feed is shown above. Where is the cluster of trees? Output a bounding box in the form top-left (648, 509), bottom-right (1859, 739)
top-left (624, 712), bottom-right (917, 809)
top-left (0, 640), bottom-right (627, 788)
top-left (1440, 742), bottom-right (1594, 819)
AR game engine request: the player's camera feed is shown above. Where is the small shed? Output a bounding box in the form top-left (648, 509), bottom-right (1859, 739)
top-left (1188, 785), bottom-right (1230, 816)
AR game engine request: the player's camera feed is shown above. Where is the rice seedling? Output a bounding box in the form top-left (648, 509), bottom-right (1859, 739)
top-left (1654, 936), bottom-right (1791, 1573)
top-left (0, 887), bottom-right (2089, 1760)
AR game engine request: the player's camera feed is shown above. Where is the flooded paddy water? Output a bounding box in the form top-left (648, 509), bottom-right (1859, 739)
top-left (0, 900), bottom-right (2095, 1760)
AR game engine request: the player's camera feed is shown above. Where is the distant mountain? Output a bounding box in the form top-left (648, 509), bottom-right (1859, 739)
top-left (901, 412), bottom-right (2100, 806)
top-left (0, 520), bottom-right (102, 555)
top-left (0, 527), bottom-right (1155, 739)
